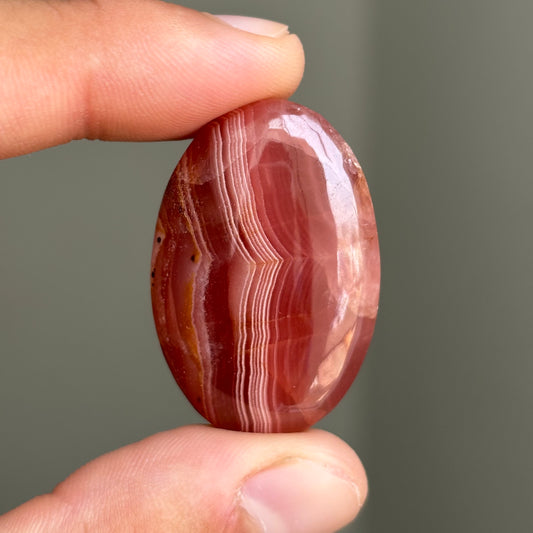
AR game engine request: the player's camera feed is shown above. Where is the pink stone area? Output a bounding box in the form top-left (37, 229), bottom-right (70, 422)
top-left (151, 99), bottom-right (380, 432)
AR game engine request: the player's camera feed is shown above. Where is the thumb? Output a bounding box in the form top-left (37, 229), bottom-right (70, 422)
top-left (0, 0), bottom-right (304, 158)
top-left (0, 426), bottom-right (367, 532)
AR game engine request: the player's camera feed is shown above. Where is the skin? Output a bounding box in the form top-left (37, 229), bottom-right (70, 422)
top-left (0, 1), bottom-right (368, 530)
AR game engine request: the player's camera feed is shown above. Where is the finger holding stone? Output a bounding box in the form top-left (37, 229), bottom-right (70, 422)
top-left (0, 0), bottom-right (304, 158)
top-left (0, 426), bottom-right (367, 533)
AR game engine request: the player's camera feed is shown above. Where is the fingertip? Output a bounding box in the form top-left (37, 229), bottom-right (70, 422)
top-left (0, 0), bottom-right (306, 157)
top-left (147, 426), bottom-right (367, 532)
top-left (268, 32), bottom-right (306, 98)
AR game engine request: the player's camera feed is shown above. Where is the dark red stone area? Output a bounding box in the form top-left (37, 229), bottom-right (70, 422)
top-left (151, 99), bottom-right (380, 432)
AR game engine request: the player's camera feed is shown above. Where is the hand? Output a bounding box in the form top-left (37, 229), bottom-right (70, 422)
top-left (0, 1), bottom-right (367, 531)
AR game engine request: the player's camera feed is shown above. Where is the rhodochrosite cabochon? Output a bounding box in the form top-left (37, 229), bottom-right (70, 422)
top-left (151, 99), bottom-right (380, 432)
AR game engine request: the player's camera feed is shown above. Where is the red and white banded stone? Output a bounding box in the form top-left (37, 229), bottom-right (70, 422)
top-left (151, 99), bottom-right (380, 432)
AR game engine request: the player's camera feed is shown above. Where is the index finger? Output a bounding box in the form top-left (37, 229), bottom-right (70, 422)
top-left (0, 0), bottom-right (304, 159)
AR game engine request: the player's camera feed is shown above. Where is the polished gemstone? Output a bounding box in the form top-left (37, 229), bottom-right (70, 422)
top-left (151, 99), bottom-right (380, 432)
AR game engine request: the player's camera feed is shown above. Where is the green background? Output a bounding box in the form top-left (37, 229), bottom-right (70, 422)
top-left (1, 1), bottom-right (532, 531)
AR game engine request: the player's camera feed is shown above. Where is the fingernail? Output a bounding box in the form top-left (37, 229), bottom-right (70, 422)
top-left (235, 459), bottom-right (363, 533)
top-left (213, 15), bottom-right (290, 38)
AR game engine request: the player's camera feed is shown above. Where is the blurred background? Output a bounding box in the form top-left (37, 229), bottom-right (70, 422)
top-left (1, 1), bottom-right (532, 531)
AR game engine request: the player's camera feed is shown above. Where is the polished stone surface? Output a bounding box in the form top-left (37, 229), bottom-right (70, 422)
top-left (151, 99), bottom-right (380, 432)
